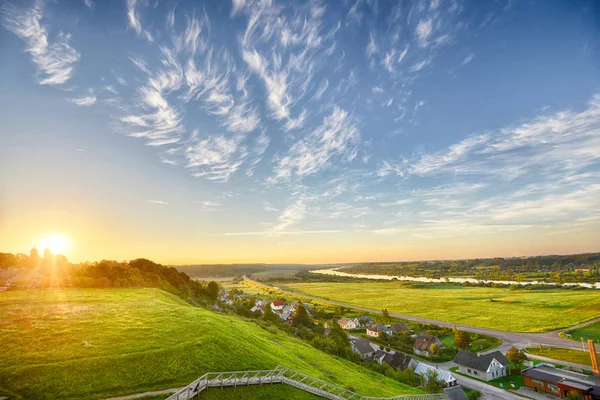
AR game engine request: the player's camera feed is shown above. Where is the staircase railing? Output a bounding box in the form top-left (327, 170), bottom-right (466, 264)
top-left (166, 366), bottom-right (448, 400)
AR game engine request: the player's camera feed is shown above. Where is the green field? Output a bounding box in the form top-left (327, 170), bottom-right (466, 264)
top-left (0, 289), bottom-right (421, 400)
top-left (564, 322), bottom-right (600, 342)
top-left (133, 385), bottom-right (321, 400)
top-left (525, 347), bottom-right (594, 367)
top-left (279, 282), bottom-right (600, 332)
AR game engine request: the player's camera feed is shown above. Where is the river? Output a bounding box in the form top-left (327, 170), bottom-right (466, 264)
top-left (309, 267), bottom-right (600, 289)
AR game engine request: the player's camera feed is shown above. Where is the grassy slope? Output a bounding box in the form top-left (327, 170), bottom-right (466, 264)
top-left (525, 347), bottom-right (594, 367)
top-left (136, 385), bottom-right (322, 400)
top-left (280, 282), bottom-right (600, 332)
top-left (564, 322), bottom-right (600, 342)
top-left (0, 289), bottom-right (420, 400)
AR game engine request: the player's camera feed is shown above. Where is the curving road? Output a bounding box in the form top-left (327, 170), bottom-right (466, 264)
top-left (245, 277), bottom-right (600, 354)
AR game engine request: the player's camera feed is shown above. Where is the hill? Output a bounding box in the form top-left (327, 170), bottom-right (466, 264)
top-left (0, 288), bottom-right (422, 399)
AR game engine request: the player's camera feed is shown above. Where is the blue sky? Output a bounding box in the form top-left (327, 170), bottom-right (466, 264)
top-left (1, 0), bottom-right (599, 263)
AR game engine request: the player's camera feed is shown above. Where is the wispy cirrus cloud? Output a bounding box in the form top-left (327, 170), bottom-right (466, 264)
top-left (148, 199), bottom-right (168, 205)
top-left (69, 95), bottom-right (96, 106)
top-left (126, 0), bottom-right (153, 42)
top-left (272, 106), bottom-right (360, 181)
top-left (2, 0), bottom-right (80, 86)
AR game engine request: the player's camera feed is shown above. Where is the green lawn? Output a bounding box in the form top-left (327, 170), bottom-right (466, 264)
top-left (440, 333), bottom-right (502, 352)
top-left (564, 321), bottom-right (600, 342)
top-left (525, 347), bottom-right (594, 367)
top-left (199, 385), bottom-right (321, 399)
top-left (280, 282), bottom-right (600, 332)
top-left (0, 288), bottom-right (421, 400)
top-left (136, 386), bottom-right (321, 400)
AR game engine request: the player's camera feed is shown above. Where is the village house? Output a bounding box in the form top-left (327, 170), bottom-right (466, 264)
top-left (373, 350), bottom-right (416, 371)
top-left (350, 338), bottom-right (376, 360)
top-left (338, 317), bottom-right (359, 330)
top-left (413, 333), bottom-right (444, 357)
top-left (367, 324), bottom-right (393, 337)
top-left (414, 362), bottom-right (458, 387)
top-left (443, 386), bottom-right (469, 400)
top-left (357, 315), bottom-right (373, 326)
top-left (270, 300), bottom-right (285, 311)
top-left (453, 350), bottom-right (510, 382)
top-left (521, 365), bottom-right (600, 399)
top-left (250, 305), bottom-right (266, 314)
top-left (391, 323), bottom-right (411, 334)
top-left (279, 311), bottom-right (294, 324)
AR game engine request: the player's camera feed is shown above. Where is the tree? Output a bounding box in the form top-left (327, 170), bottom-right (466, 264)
top-left (566, 390), bottom-right (585, 400)
top-left (506, 346), bottom-right (528, 372)
top-left (206, 281), bottom-right (219, 300)
top-left (454, 330), bottom-right (471, 350)
top-left (382, 308), bottom-right (390, 322)
top-left (423, 370), bottom-right (445, 393)
top-left (430, 343), bottom-right (441, 357)
top-left (263, 304), bottom-right (280, 323)
top-left (293, 304), bottom-right (313, 327)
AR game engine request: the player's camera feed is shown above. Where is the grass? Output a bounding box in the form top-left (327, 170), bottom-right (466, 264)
top-left (440, 334), bottom-right (502, 353)
top-left (449, 366), bottom-right (523, 390)
top-left (563, 321), bottom-right (600, 342)
top-left (525, 347), bottom-right (595, 367)
top-left (198, 385), bottom-right (322, 399)
top-left (0, 288), bottom-right (421, 400)
top-left (279, 282), bottom-right (600, 332)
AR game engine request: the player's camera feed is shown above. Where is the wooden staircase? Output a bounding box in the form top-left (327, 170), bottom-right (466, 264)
top-left (166, 365), bottom-right (448, 400)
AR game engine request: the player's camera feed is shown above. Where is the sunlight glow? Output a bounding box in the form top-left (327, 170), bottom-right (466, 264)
top-left (38, 234), bottom-right (71, 255)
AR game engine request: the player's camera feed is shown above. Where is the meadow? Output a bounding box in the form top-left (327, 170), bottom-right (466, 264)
top-left (279, 282), bottom-right (600, 332)
top-left (0, 288), bottom-right (420, 400)
top-left (525, 347), bottom-right (593, 367)
top-left (564, 322), bottom-right (600, 342)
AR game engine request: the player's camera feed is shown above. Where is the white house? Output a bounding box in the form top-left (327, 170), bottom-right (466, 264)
top-left (452, 350), bottom-right (510, 382)
top-left (338, 317), bottom-right (358, 330)
top-left (414, 362), bottom-right (458, 387)
top-left (270, 300), bottom-right (285, 311)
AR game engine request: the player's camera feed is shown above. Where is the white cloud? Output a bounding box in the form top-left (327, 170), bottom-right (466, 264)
top-left (126, 0), bottom-right (152, 41)
top-left (273, 107), bottom-right (360, 181)
top-left (148, 200), bottom-right (168, 205)
top-left (185, 134), bottom-right (244, 182)
top-left (69, 95), bottom-right (96, 106)
top-left (83, 0), bottom-right (93, 9)
top-left (461, 53), bottom-right (474, 66)
top-left (416, 18), bottom-right (433, 45)
top-left (2, 1), bottom-right (80, 86)
top-left (410, 58), bottom-right (431, 72)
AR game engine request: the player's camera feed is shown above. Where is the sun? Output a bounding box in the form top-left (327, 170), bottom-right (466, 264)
top-left (38, 234), bottom-right (71, 255)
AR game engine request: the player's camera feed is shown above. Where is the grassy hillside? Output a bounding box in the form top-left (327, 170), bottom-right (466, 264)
top-left (279, 282), bottom-right (600, 332)
top-left (564, 321), bottom-right (600, 342)
top-left (0, 288), bottom-right (421, 400)
top-left (525, 347), bottom-right (594, 367)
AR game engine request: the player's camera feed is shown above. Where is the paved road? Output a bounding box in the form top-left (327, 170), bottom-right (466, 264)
top-left (245, 278), bottom-right (600, 354)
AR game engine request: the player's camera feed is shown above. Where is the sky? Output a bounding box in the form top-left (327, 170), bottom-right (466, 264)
top-left (1, 0), bottom-right (599, 265)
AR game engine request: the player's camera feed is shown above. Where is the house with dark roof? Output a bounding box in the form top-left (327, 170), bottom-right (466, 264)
top-left (350, 338), bottom-right (376, 359)
top-left (366, 324), bottom-right (393, 337)
top-left (357, 315), bottom-right (373, 326)
top-left (414, 333), bottom-right (443, 357)
top-left (443, 386), bottom-right (469, 400)
top-left (453, 350), bottom-right (510, 381)
top-left (374, 350), bottom-right (416, 371)
top-left (391, 323), bottom-right (411, 333)
top-left (522, 365), bottom-right (600, 399)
